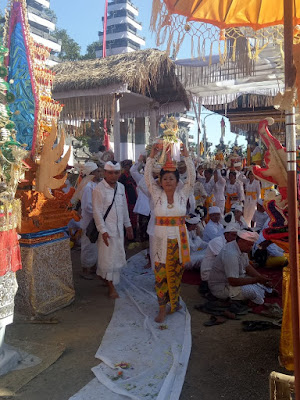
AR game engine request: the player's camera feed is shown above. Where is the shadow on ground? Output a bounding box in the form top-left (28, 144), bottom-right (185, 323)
top-left (3, 245), bottom-right (290, 400)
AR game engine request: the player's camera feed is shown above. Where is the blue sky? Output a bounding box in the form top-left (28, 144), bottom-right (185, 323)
top-left (1, 0), bottom-right (247, 150)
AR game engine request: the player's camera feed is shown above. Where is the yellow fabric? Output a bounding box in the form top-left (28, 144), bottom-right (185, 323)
top-left (280, 265), bottom-right (294, 371)
top-left (252, 152), bottom-right (262, 163)
top-left (261, 186), bottom-right (274, 200)
top-left (204, 194), bottom-right (215, 222)
top-left (154, 239), bottom-right (184, 313)
top-left (225, 192), bottom-right (237, 213)
top-left (155, 216), bottom-right (190, 265)
top-left (265, 256), bottom-right (288, 268)
top-left (246, 191), bottom-right (257, 200)
top-left (163, 0), bottom-right (300, 30)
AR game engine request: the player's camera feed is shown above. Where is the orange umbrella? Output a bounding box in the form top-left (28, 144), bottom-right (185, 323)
top-left (153, 0), bottom-right (300, 395)
top-left (161, 0), bottom-right (300, 29)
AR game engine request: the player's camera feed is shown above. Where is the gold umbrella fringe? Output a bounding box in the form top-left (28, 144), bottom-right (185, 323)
top-left (151, 0), bottom-right (299, 67)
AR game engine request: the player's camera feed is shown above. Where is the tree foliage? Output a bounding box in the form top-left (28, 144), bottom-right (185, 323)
top-left (53, 29), bottom-right (81, 61)
top-left (0, 11), bottom-right (4, 40)
top-left (81, 41), bottom-right (101, 60)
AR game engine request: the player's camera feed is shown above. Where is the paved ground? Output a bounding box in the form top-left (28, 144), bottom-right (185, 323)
top-left (4, 246), bottom-right (290, 400)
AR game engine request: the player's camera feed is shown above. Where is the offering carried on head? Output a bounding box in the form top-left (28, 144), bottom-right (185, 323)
top-left (154, 116), bottom-right (182, 169)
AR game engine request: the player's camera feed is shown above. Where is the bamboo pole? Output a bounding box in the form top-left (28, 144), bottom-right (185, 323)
top-left (269, 371), bottom-right (294, 400)
top-left (284, 0), bottom-right (300, 397)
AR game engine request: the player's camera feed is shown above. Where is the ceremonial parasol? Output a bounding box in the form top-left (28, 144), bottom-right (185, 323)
top-left (154, 0), bottom-right (300, 29)
top-left (152, 0), bottom-right (300, 394)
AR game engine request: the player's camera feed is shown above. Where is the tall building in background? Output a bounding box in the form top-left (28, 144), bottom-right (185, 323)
top-left (96, 0), bottom-right (145, 58)
top-left (26, 0), bottom-right (61, 65)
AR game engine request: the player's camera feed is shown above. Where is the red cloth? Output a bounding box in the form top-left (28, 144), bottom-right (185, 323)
top-left (0, 229), bottom-right (22, 276)
top-left (182, 268), bottom-right (201, 285)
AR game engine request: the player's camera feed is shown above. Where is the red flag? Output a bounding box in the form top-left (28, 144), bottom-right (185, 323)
top-left (102, 0), bottom-right (108, 58)
top-left (102, 0), bottom-right (110, 148)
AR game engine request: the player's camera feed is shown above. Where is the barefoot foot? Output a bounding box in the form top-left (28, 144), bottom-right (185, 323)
top-left (108, 289), bottom-right (119, 299)
top-left (155, 307), bottom-right (166, 323)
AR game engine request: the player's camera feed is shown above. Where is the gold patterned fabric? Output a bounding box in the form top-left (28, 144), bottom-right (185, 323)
top-left (154, 238), bottom-right (184, 313)
top-left (0, 272), bottom-right (18, 327)
top-left (280, 265), bottom-right (294, 371)
top-left (16, 239), bottom-right (75, 316)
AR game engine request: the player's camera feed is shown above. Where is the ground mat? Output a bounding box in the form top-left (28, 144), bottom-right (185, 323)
top-left (69, 250), bottom-right (191, 400)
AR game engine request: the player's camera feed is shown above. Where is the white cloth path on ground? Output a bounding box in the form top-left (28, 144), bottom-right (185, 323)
top-left (69, 250), bottom-right (191, 400)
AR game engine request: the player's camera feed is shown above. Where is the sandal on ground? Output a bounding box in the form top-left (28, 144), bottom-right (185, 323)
top-left (194, 304), bottom-right (224, 316)
top-left (229, 303), bottom-right (249, 315)
top-left (203, 316), bottom-right (227, 327)
top-left (242, 320), bottom-right (281, 332)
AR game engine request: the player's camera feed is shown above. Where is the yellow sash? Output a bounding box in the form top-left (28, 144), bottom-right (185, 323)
top-left (261, 186), bottom-right (273, 200)
top-left (246, 191), bottom-right (257, 200)
top-left (155, 216), bottom-right (190, 264)
top-left (225, 192), bottom-right (238, 213)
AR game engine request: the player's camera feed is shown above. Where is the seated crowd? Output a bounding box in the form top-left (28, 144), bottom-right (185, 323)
top-left (66, 146), bottom-right (287, 308)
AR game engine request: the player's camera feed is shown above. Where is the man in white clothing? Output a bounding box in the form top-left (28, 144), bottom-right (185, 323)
top-left (251, 199), bottom-right (268, 231)
top-left (81, 163), bottom-right (103, 279)
top-left (201, 224), bottom-right (238, 283)
top-left (93, 161), bottom-right (134, 298)
top-left (203, 206), bottom-right (224, 242)
top-left (213, 169), bottom-right (226, 213)
top-left (130, 155), bottom-right (151, 242)
top-left (185, 213), bottom-right (208, 269)
top-left (209, 230), bottom-right (272, 304)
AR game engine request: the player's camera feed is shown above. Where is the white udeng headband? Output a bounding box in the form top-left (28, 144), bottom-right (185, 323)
top-left (104, 161), bottom-right (121, 171)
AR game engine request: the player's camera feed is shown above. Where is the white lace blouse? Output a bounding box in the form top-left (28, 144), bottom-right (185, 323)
top-left (144, 156), bottom-right (196, 264)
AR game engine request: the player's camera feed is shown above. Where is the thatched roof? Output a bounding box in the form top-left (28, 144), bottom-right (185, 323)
top-left (52, 49), bottom-right (189, 109)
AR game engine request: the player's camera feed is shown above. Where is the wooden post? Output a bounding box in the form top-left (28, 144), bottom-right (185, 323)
top-left (149, 102), bottom-right (159, 141)
top-left (270, 371), bottom-right (294, 400)
top-left (284, 0), bottom-right (300, 397)
top-left (113, 94), bottom-right (121, 162)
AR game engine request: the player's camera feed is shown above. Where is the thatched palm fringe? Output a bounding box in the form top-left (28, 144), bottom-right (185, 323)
top-left (59, 95), bottom-right (114, 123)
top-left (52, 49), bottom-right (173, 96)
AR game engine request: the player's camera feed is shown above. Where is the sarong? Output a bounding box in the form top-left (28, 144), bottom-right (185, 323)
top-left (154, 239), bottom-right (184, 313)
top-left (225, 192), bottom-right (238, 213)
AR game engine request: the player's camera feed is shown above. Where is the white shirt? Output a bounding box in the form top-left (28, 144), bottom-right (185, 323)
top-left (81, 181), bottom-right (98, 230)
top-left (209, 240), bottom-right (249, 293)
top-left (92, 180), bottom-right (131, 237)
top-left (245, 179), bottom-right (261, 202)
top-left (203, 178), bottom-right (215, 197)
top-left (225, 181), bottom-right (243, 201)
top-left (145, 156), bottom-right (196, 264)
top-left (253, 228), bottom-right (285, 257)
top-left (252, 210), bottom-right (269, 230)
top-left (213, 170), bottom-right (226, 201)
top-left (203, 220), bottom-right (224, 242)
top-left (189, 230), bottom-right (207, 253)
top-left (130, 163), bottom-right (151, 216)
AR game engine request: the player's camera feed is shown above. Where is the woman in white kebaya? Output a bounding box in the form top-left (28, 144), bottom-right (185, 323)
top-left (244, 170), bottom-right (261, 226)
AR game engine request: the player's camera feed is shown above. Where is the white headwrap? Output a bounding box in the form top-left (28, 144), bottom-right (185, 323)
top-left (257, 199), bottom-right (264, 206)
top-left (82, 161), bottom-right (98, 176)
top-left (185, 214), bottom-right (201, 225)
top-left (233, 204), bottom-right (243, 213)
top-left (104, 161), bottom-right (121, 171)
top-left (237, 230), bottom-right (259, 242)
top-left (224, 224), bottom-right (239, 233)
top-left (234, 162), bottom-right (242, 167)
top-left (209, 206), bottom-right (221, 215)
